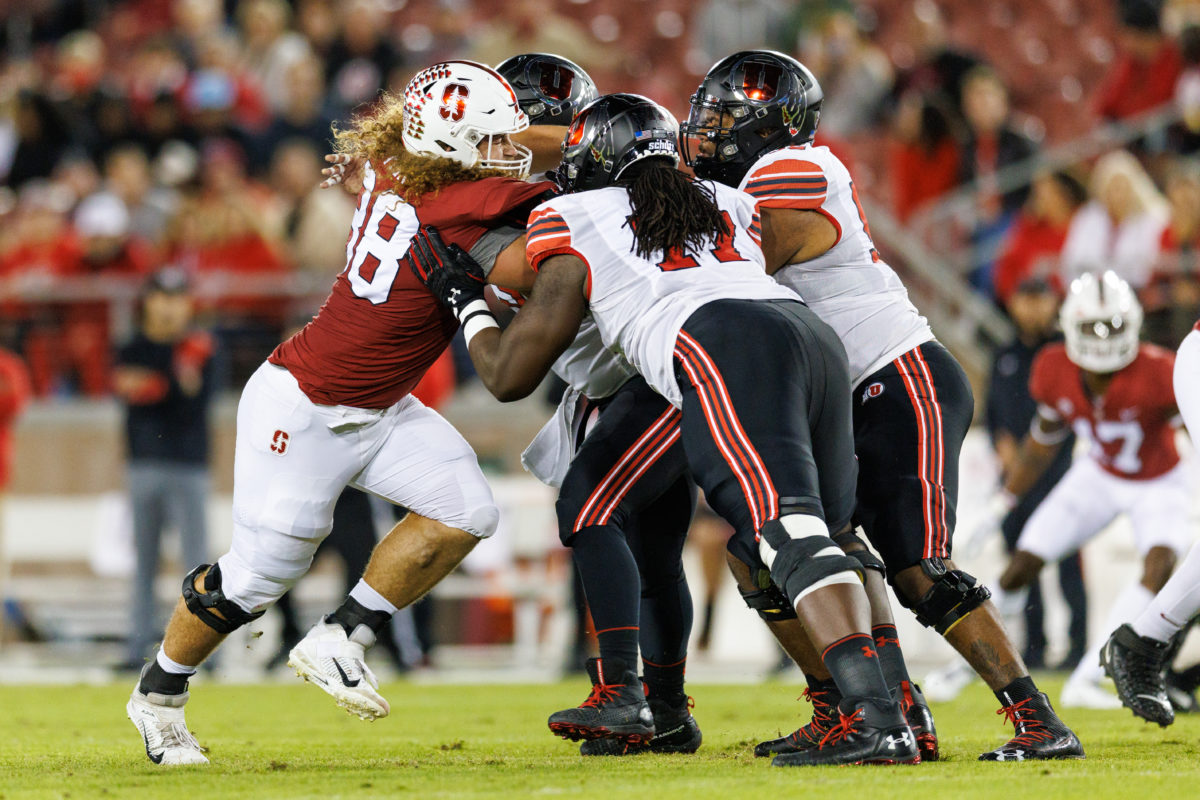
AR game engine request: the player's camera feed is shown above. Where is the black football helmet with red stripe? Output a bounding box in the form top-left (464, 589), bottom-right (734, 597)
top-left (681, 50), bottom-right (823, 187)
top-left (496, 53), bottom-right (599, 126)
top-left (554, 93), bottom-right (679, 194)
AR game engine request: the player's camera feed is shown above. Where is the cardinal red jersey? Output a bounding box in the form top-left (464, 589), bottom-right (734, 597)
top-left (1030, 342), bottom-right (1180, 480)
top-left (271, 163), bottom-right (551, 409)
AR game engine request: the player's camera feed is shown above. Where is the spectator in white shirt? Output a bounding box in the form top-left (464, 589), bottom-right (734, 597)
top-left (1061, 149), bottom-right (1168, 289)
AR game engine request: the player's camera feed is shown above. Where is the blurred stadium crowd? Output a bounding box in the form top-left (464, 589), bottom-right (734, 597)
top-left (2, 0), bottom-right (1200, 392)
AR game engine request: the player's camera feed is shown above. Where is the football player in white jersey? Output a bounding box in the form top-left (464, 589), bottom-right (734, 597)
top-left (411, 93), bottom-right (919, 767)
top-left (1102, 318), bottom-right (1200, 727)
top-left (496, 55), bottom-right (704, 755)
top-left (680, 50), bottom-right (1081, 761)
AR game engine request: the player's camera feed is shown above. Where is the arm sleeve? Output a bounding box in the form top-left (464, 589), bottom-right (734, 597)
top-left (741, 158), bottom-right (829, 210)
top-left (469, 225), bottom-right (525, 277)
top-left (525, 205), bottom-right (580, 271)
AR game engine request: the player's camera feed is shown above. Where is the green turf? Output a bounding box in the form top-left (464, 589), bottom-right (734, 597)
top-left (1, 675), bottom-right (1198, 799)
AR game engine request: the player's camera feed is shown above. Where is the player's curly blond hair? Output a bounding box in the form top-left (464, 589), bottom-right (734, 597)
top-left (332, 92), bottom-right (507, 203)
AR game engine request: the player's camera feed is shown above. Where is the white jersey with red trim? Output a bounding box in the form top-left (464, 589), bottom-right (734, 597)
top-left (525, 180), bottom-right (795, 407)
top-left (740, 144), bottom-right (933, 387)
top-left (553, 317), bottom-right (636, 400)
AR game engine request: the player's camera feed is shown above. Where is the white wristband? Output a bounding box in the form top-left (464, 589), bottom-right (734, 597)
top-left (456, 298), bottom-right (490, 322)
top-left (463, 309), bottom-right (499, 346)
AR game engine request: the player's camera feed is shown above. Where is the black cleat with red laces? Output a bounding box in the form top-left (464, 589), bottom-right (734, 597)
top-left (897, 680), bottom-right (939, 762)
top-left (580, 692), bottom-right (702, 755)
top-left (978, 692), bottom-right (1084, 761)
top-left (754, 679), bottom-right (842, 757)
top-left (771, 696), bottom-right (920, 767)
top-left (548, 658), bottom-right (655, 745)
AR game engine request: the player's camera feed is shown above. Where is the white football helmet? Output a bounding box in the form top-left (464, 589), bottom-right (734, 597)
top-left (1060, 271), bottom-right (1142, 373)
top-left (401, 60), bottom-right (532, 177)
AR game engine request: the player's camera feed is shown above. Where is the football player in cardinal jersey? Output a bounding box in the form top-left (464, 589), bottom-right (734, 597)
top-left (412, 93), bottom-right (920, 767)
top-left (320, 56), bottom-right (707, 756)
top-left (126, 61), bottom-right (555, 766)
top-left (681, 50), bottom-right (1080, 762)
top-left (1000, 271), bottom-right (1190, 710)
top-left (1102, 317), bottom-right (1200, 727)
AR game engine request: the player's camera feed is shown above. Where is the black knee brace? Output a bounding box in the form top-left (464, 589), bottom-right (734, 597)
top-left (738, 568), bottom-right (798, 621)
top-left (760, 519), bottom-right (863, 605)
top-left (181, 563), bottom-right (266, 634)
top-left (832, 531), bottom-right (887, 578)
top-left (899, 558), bottom-right (991, 635)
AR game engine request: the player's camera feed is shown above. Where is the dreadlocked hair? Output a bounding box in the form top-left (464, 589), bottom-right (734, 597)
top-left (332, 92), bottom-right (508, 204)
top-left (619, 159), bottom-right (730, 261)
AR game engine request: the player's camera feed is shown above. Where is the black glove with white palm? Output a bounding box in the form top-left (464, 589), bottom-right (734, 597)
top-left (408, 225), bottom-right (498, 344)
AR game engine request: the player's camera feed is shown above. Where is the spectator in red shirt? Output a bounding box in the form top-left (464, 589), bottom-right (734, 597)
top-left (889, 90), bottom-right (963, 222)
top-left (993, 170), bottom-right (1088, 308)
top-left (0, 347), bottom-right (31, 493)
top-left (0, 182), bottom-right (84, 396)
top-left (1093, 0), bottom-right (1183, 122)
top-left (65, 192), bottom-right (162, 396)
top-left (168, 138), bottom-right (287, 280)
top-left (168, 138), bottom-right (288, 382)
top-left (0, 181), bottom-right (81, 282)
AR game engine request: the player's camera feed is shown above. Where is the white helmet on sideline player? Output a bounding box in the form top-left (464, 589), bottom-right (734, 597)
top-left (401, 60), bottom-right (532, 177)
top-left (1060, 270), bottom-right (1143, 373)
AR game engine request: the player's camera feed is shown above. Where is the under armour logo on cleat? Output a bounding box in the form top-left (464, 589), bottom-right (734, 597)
top-left (994, 749), bottom-right (1026, 761)
top-left (885, 731), bottom-right (913, 750)
top-left (450, 288), bottom-right (462, 302)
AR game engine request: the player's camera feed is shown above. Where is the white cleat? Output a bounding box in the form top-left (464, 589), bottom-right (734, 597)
top-left (923, 660), bottom-right (976, 702)
top-left (1060, 677), bottom-right (1123, 710)
top-left (127, 687), bottom-right (209, 765)
top-left (288, 618), bottom-right (390, 721)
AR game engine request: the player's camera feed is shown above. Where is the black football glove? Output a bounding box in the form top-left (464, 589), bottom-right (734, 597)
top-left (408, 225), bottom-right (487, 316)
top-left (408, 225), bottom-right (497, 341)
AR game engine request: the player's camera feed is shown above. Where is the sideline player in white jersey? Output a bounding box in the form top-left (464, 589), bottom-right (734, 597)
top-left (1102, 317), bottom-right (1200, 727)
top-left (680, 50), bottom-right (1081, 761)
top-left (125, 61), bottom-right (547, 765)
top-left (411, 93), bottom-right (919, 767)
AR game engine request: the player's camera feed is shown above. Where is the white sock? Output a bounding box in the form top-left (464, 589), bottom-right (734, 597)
top-left (157, 648), bottom-right (197, 676)
top-left (350, 579), bottom-right (399, 615)
top-left (1133, 543), bottom-right (1200, 643)
top-left (1070, 581), bottom-right (1155, 685)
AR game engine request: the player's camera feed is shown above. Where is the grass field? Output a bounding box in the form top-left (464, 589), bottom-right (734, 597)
top-left (2, 675), bottom-right (1199, 799)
